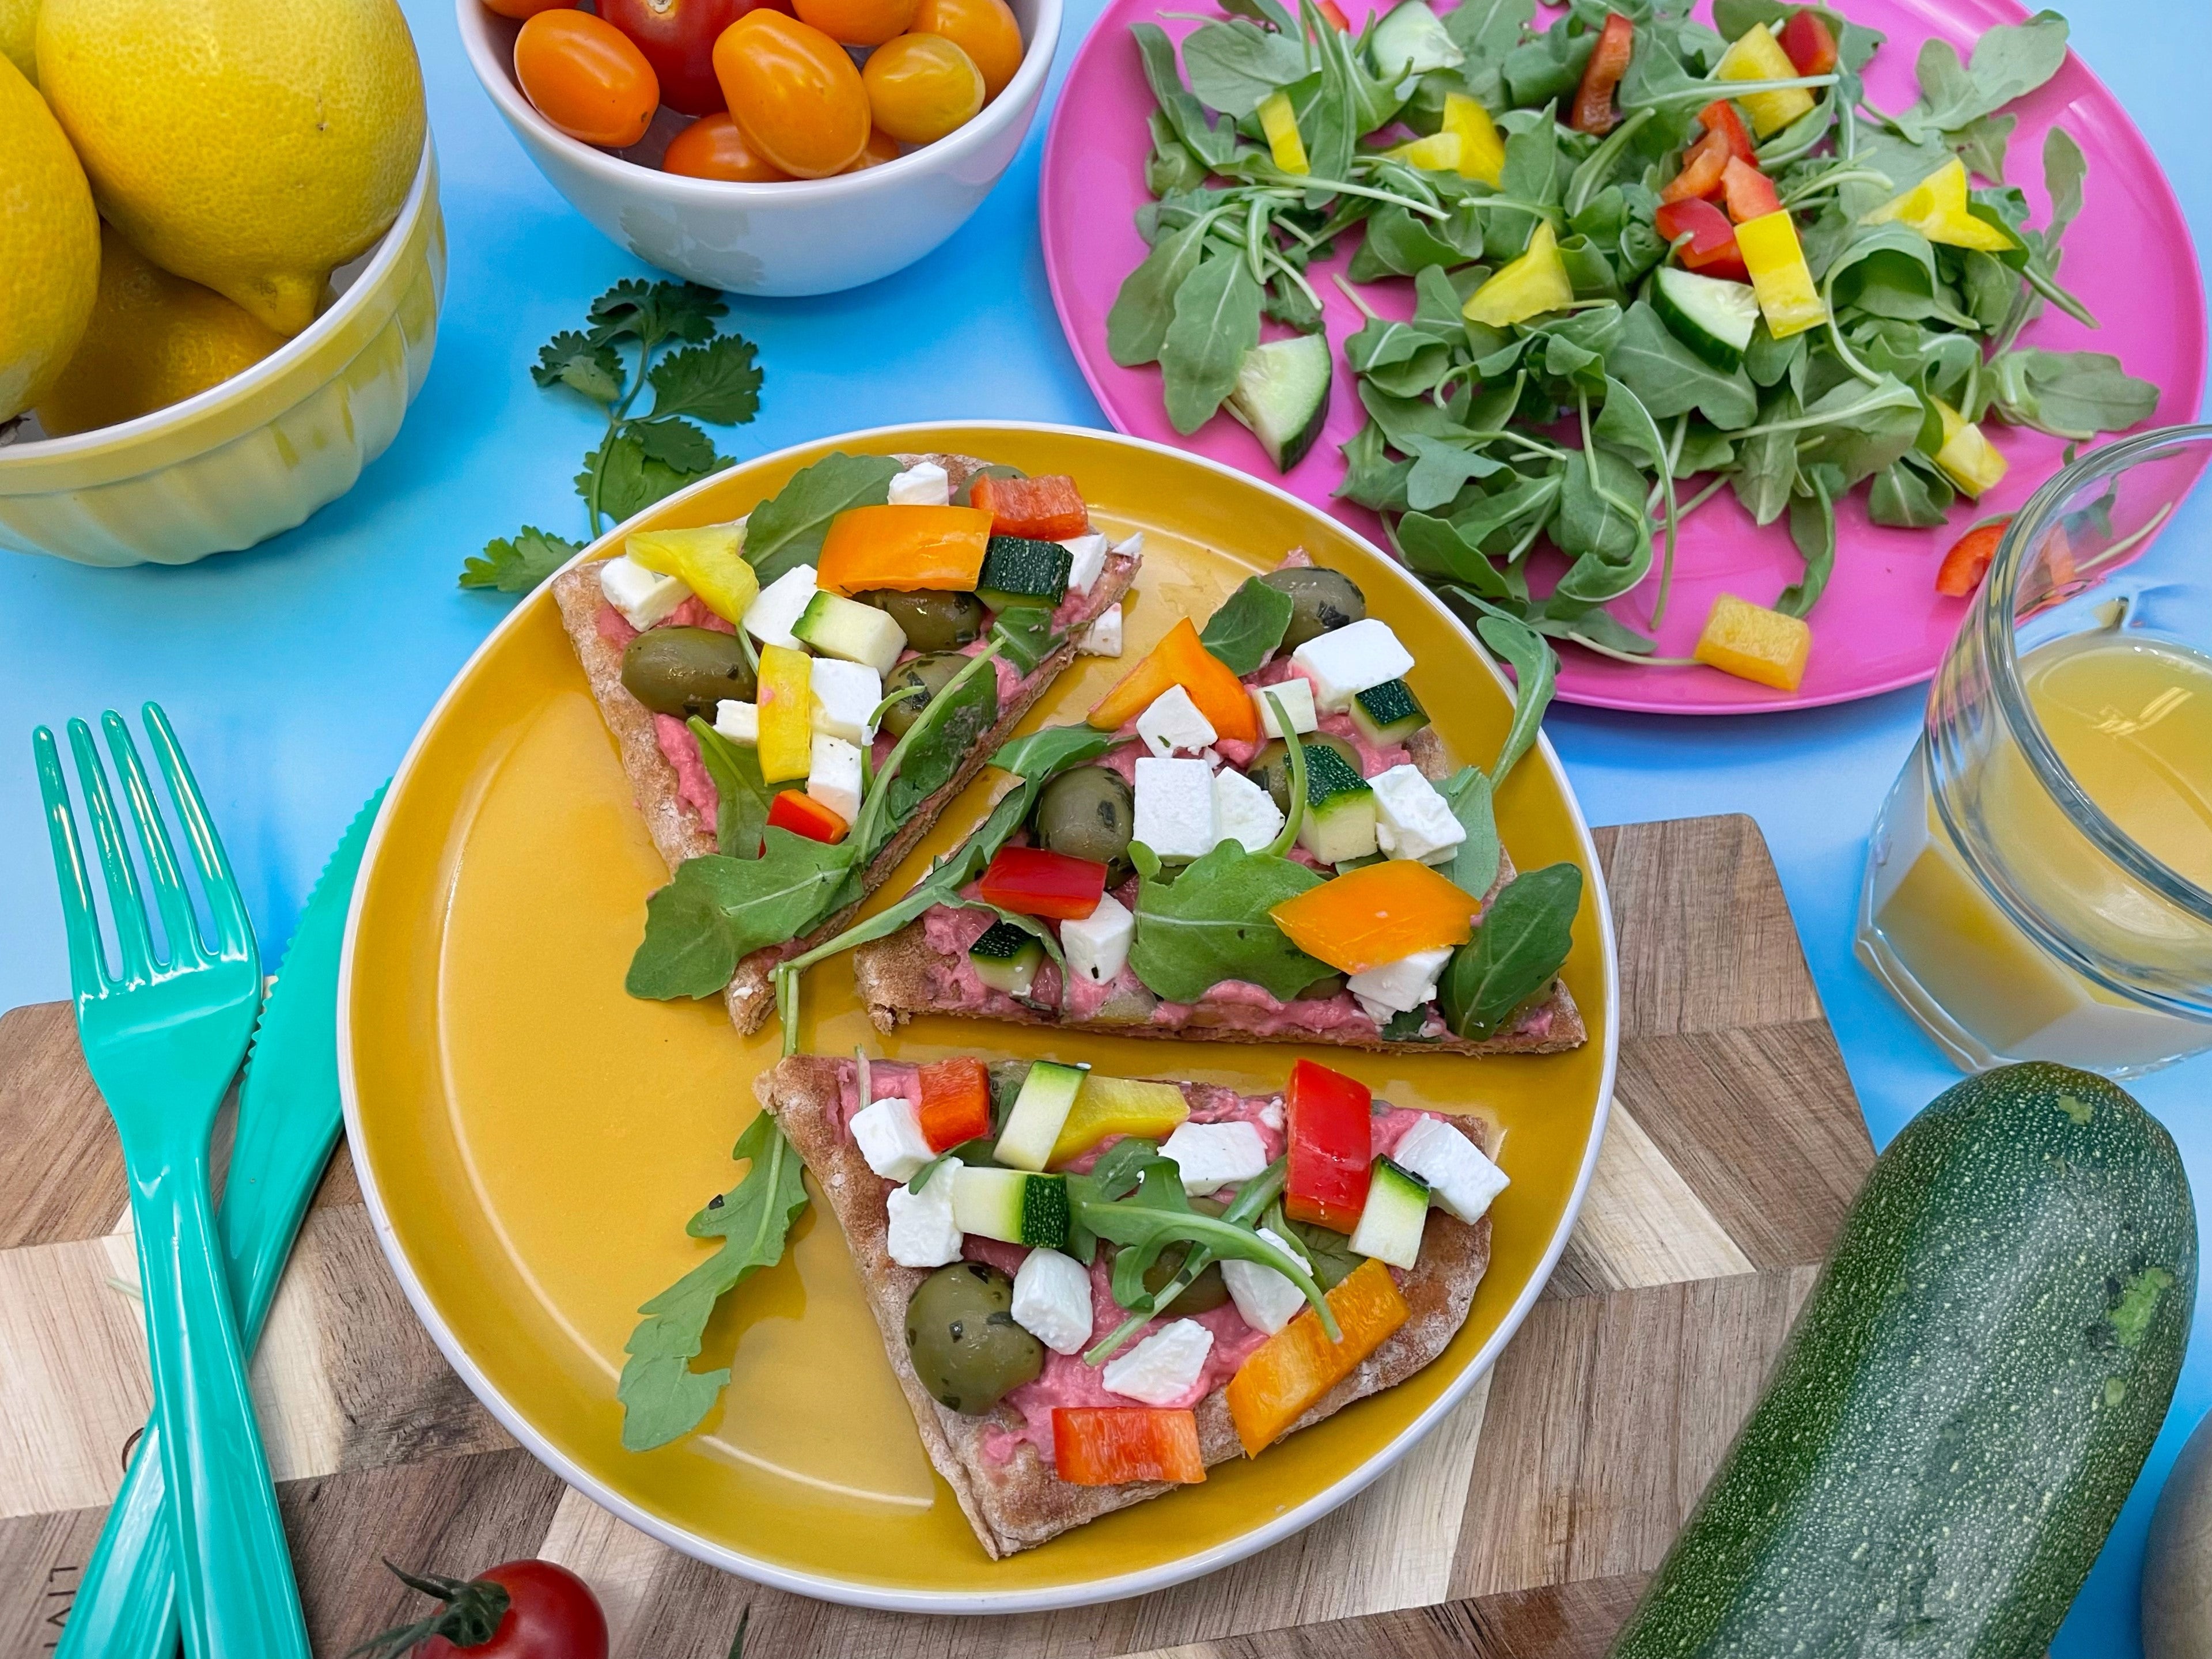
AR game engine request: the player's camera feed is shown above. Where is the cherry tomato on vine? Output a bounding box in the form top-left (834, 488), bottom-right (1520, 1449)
top-left (514, 10), bottom-right (660, 148)
top-left (842, 125), bottom-right (903, 169)
top-left (712, 11), bottom-right (871, 176)
top-left (791, 0), bottom-right (915, 46)
top-left (479, 0), bottom-right (575, 20)
top-left (600, 0), bottom-right (786, 115)
top-left (354, 1559), bottom-right (608, 1659)
top-left (910, 0), bottom-right (1022, 97)
top-left (862, 32), bottom-right (983, 145)
top-left (664, 111), bottom-right (793, 179)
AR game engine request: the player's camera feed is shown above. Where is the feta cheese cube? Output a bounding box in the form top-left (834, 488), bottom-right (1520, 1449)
top-left (1132, 757), bottom-right (1218, 863)
top-left (809, 657), bottom-right (883, 745)
top-left (1249, 677), bottom-right (1318, 737)
top-left (1346, 945), bottom-right (1452, 1017)
top-left (1160, 1120), bottom-right (1270, 1196)
top-left (1011, 1247), bottom-right (1093, 1355)
top-left (1392, 1116), bottom-right (1509, 1224)
top-left (1221, 1226), bottom-right (1310, 1336)
top-left (885, 1160), bottom-right (963, 1267)
top-left (1061, 531), bottom-right (1110, 593)
top-left (744, 565), bottom-right (820, 650)
top-left (1101, 1317), bottom-right (1214, 1406)
top-left (1213, 766), bottom-right (1285, 853)
top-left (599, 555), bottom-right (689, 629)
top-left (1370, 764), bottom-right (1466, 864)
top-left (1077, 605), bottom-right (1123, 657)
top-left (806, 733), bottom-right (863, 823)
top-left (1259, 1097), bottom-right (1285, 1131)
top-left (713, 700), bottom-right (758, 747)
top-left (1110, 531), bottom-right (1145, 560)
top-left (851, 1096), bottom-right (931, 1181)
top-left (1136, 685), bottom-right (1218, 757)
top-left (1062, 892), bottom-right (1134, 986)
top-left (887, 461), bottom-right (950, 506)
top-left (1291, 619), bottom-right (1415, 711)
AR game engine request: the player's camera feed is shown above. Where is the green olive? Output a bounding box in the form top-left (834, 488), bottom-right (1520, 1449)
top-left (881, 651), bottom-right (970, 738)
top-left (904, 1262), bottom-right (1044, 1415)
top-left (1247, 734), bottom-right (1362, 813)
top-left (953, 463), bottom-right (1025, 506)
top-left (1260, 567), bottom-right (1366, 650)
top-left (619, 627), bottom-right (756, 720)
top-left (856, 589), bottom-right (985, 653)
top-left (1141, 1245), bottom-right (1230, 1313)
top-left (1297, 971), bottom-right (1348, 1001)
top-left (1033, 765), bottom-right (1135, 869)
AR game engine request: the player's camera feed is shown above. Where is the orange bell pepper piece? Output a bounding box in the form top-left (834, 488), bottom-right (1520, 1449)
top-left (971, 473), bottom-right (1090, 540)
top-left (1086, 616), bottom-right (1260, 744)
top-left (1269, 861), bottom-right (1482, 976)
top-left (1054, 1407), bottom-right (1206, 1484)
top-left (816, 505), bottom-right (992, 596)
top-left (916, 1056), bottom-right (992, 1152)
top-left (1226, 1258), bottom-right (1410, 1457)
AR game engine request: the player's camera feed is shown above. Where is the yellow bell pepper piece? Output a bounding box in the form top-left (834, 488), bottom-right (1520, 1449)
top-left (1461, 219), bottom-right (1574, 328)
top-left (1048, 1076), bottom-right (1190, 1167)
top-left (1694, 594), bottom-right (1811, 691)
top-left (1443, 92), bottom-right (1505, 186)
top-left (626, 526), bottom-right (759, 627)
top-left (1715, 22), bottom-right (1815, 136)
top-left (1930, 396), bottom-right (2010, 497)
top-left (1258, 90), bottom-right (1308, 176)
top-left (755, 643), bottom-right (813, 783)
top-left (1384, 130), bottom-right (1463, 173)
top-left (1734, 209), bottom-right (1828, 339)
top-left (1860, 157), bottom-right (2017, 253)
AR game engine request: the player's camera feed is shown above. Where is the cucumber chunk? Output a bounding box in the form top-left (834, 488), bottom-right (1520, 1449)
top-left (1652, 266), bottom-right (1763, 374)
top-left (969, 921), bottom-right (1044, 997)
top-left (1350, 678), bottom-right (1429, 745)
top-left (1348, 1156), bottom-right (1429, 1268)
top-left (1299, 783), bottom-right (1379, 863)
top-left (1225, 334), bottom-right (1332, 473)
top-left (977, 536), bottom-right (1073, 611)
top-left (994, 1060), bottom-right (1090, 1172)
top-left (953, 1166), bottom-right (1073, 1249)
top-left (1369, 0), bottom-right (1464, 77)
top-left (791, 590), bottom-right (908, 675)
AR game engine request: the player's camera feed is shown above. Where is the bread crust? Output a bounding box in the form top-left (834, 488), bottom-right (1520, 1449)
top-left (757, 1055), bottom-right (1495, 1558)
top-left (553, 452), bottom-right (1139, 1033)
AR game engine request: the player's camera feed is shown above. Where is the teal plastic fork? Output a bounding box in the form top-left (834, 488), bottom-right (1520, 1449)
top-left (33, 704), bottom-right (310, 1659)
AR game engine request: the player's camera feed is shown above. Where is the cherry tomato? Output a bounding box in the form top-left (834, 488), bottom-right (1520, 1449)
top-left (362, 1559), bottom-right (608, 1659)
top-left (911, 0), bottom-right (1021, 97)
top-left (791, 0), bottom-right (915, 46)
top-left (712, 12), bottom-right (870, 177)
top-left (480, 0), bottom-right (575, 19)
top-left (600, 0), bottom-right (785, 115)
top-left (862, 32), bottom-right (982, 146)
top-left (664, 111), bottom-right (793, 178)
top-left (514, 10), bottom-right (660, 148)
top-left (841, 125), bottom-right (903, 169)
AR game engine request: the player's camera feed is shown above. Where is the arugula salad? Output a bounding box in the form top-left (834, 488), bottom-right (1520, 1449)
top-left (1108, 0), bottom-right (2160, 683)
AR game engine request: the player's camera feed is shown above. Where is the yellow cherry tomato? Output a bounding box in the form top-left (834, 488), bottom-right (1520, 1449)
top-left (841, 126), bottom-right (904, 169)
top-left (663, 111), bottom-right (794, 180)
top-left (912, 0), bottom-right (1022, 97)
top-left (862, 32), bottom-right (983, 146)
top-left (514, 9), bottom-right (661, 149)
top-left (713, 11), bottom-right (872, 177)
top-left (792, 0), bottom-right (915, 46)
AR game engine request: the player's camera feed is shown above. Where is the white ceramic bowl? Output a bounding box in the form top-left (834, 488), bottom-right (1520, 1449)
top-left (457, 0), bottom-right (1060, 296)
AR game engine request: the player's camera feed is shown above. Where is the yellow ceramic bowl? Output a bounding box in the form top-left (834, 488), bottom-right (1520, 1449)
top-left (341, 423), bottom-right (1620, 1609)
top-left (0, 141), bottom-right (444, 567)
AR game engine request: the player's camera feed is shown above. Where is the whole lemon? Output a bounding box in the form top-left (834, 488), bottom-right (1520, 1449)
top-left (1, 0), bottom-right (35, 84)
top-left (0, 55), bottom-right (98, 422)
top-left (36, 223), bottom-right (287, 437)
top-left (36, 0), bottom-right (425, 338)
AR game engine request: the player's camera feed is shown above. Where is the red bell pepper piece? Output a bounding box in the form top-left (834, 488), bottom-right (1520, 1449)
top-left (1698, 98), bottom-right (1756, 166)
top-left (767, 789), bottom-right (849, 844)
top-left (1721, 156), bottom-right (1783, 224)
top-left (1316, 0), bottom-right (1350, 30)
top-left (1936, 517), bottom-right (2010, 598)
top-left (1569, 12), bottom-right (1635, 135)
top-left (1054, 1408), bottom-right (1206, 1485)
top-left (976, 846), bottom-right (1108, 922)
top-left (1285, 1059), bottom-right (1372, 1233)
top-left (1778, 9), bottom-right (1839, 75)
top-left (1654, 197), bottom-right (1751, 282)
top-left (969, 474), bottom-right (1090, 541)
top-left (1660, 127), bottom-right (1731, 204)
top-left (916, 1056), bottom-right (993, 1152)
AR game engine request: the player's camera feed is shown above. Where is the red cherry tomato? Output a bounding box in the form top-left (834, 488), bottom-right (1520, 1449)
top-left (712, 11), bottom-right (871, 176)
top-left (841, 125), bottom-right (903, 169)
top-left (910, 0), bottom-right (1022, 97)
top-left (514, 10), bottom-right (660, 148)
top-left (664, 111), bottom-right (793, 178)
top-left (374, 1560), bottom-right (608, 1659)
top-left (862, 32), bottom-right (983, 146)
top-left (792, 0), bottom-right (915, 46)
top-left (599, 0), bottom-right (786, 115)
top-left (480, 0), bottom-right (575, 19)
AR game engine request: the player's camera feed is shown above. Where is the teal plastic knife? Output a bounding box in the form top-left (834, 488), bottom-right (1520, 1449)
top-left (56, 783), bottom-right (388, 1659)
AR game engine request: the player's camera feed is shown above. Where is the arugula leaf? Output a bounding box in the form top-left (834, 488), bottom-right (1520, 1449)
top-left (1607, 302), bottom-right (1759, 427)
top-left (1182, 18), bottom-right (1309, 116)
top-left (989, 723), bottom-right (1122, 781)
top-left (1868, 456), bottom-right (1955, 528)
top-left (617, 1112), bottom-right (810, 1450)
top-left (1987, 349), bottom-right (2160, 441)
top-left (1160, 251), bottom-right (1264, 436)
top-left (1894, 11), bottom-right (2069, 143)
top-left (1199, 575), bottom-right (1296, 673)
top-left (1108, 211), bottom-right (1218, 368)
top-left (647, 335), bottom-right (765, 426)
top-left (743, 452), bottom-right (902, 585)
top-left (1440, 765), bottom-right (1500, 899)
top-left (1777, 464), bottom-right (1839, 618)
top-left (460, 527), bottom-right (577, 594)
top-left (1442, 0), bottom-right (1534, 104)
top-left (688, 716), bottom-right (772, 858)
top-left (881, 655), bottom-right (999, 829)
top-left (533, 332), bottom-right (624, 403)
top-left (1477, 612), bottom-right (1556, 782)
top-left (627, 831), bottom-right (859, 999)
top-left (1438, 862), bottom-right (1582, 1041)
top-left (1127, 838), bottom-right (1327, 1003)
top-left (1794, 376), bottom-right (1930, 487)
top-left (990, 604), bottom-right (1058, 675)
top-left (1281, 1214), bottom-right (1361, 1289)
top-left (589, 278), bottom-right (726, 348)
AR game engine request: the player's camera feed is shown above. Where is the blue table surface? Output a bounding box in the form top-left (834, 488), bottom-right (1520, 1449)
top-left (4, 0), bottom-right (2207, 1644)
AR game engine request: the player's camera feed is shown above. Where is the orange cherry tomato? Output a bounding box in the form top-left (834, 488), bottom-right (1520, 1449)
top-left (482, 0), bottom-right (575, 18)
top-left (514, 10), bottom-right (660, 148)
top-left (712, 12), bottom-right (871, 176)
top-left (791, 0), bottom-right (914, 46)
top-left (911, 0), bottom-right (1021, 98)
top-left (862, 32), bottom-right (982, 146)
top-left (663, 111), bottom-right (793, 179)
top-left (841, 126), bottom-right (903, 169)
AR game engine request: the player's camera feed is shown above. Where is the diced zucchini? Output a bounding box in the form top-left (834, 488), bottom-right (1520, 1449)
top-left (1369, 0), bottom-right (1463, 78)
top-left (1652, 266), bottom-right (1762, 374)
top-left (1349, 678), bottom-right (1429, 745)
top-left (976, 536), bottom-right (1073, 611)
top-left (994, 1060), bottom-right (1090, 1172)
top-left (791, 590), bottom-right (907, 675)
top-left (1300, 783), bottom-right (1380, 864)
top-left (953, 1166), bottom-right (1072, 1249)
top-left (1348, 1156), bottom-right (1429, 1268)
top-left (969, 921), bottom-right (1044, 997)
top-left (1225, 334), bottom-right (1332, 474)
top-left (1301, 740), bottom-right (1368, 806)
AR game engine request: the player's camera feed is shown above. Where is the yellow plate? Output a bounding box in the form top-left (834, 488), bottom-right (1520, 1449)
top-left (340, 423), bottom-right (1619, 1611)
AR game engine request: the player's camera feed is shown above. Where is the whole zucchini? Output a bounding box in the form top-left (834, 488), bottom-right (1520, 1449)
top-left (1608, 1062), bottom-right (2195, 1657)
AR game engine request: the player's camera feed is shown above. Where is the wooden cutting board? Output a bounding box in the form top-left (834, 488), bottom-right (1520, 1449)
top-left (0, 813), bottom-right (1874, 1659)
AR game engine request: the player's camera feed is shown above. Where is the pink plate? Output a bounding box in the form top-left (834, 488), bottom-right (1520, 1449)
top-left (1041, 0), bottom-right (2207, 713)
